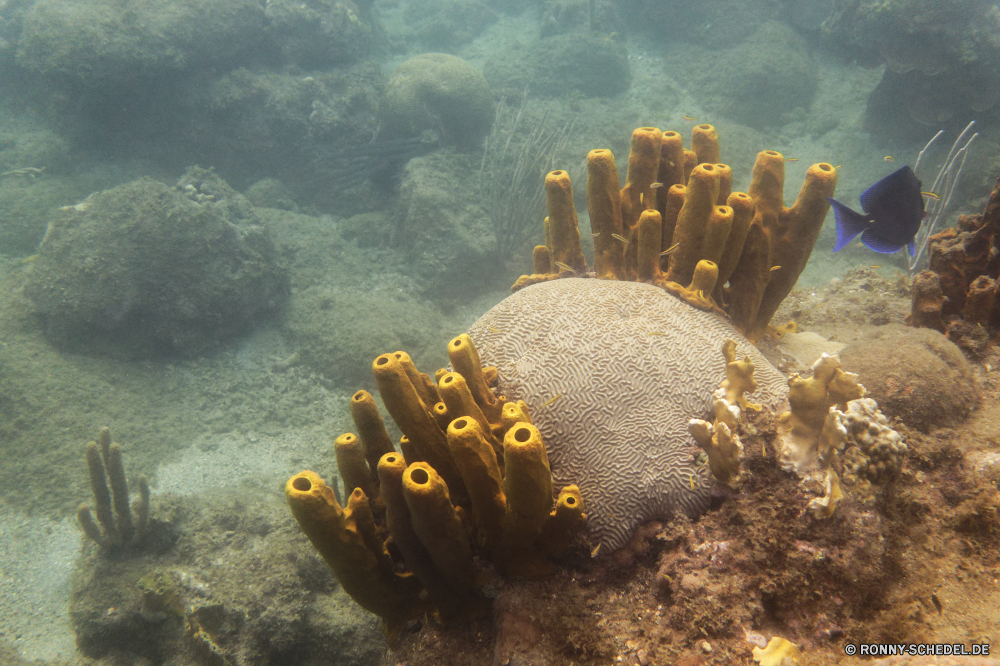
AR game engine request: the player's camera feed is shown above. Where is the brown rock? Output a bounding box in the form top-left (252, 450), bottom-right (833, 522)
top-left (839, 324), bottom-right (980, 433)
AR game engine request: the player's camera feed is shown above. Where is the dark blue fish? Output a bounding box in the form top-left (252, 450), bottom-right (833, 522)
top-left (827, 166), bottom-right (925, 256)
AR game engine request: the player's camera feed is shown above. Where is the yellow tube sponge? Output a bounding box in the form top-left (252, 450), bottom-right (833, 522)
top-left (349, 390), bottom-right (396, 480)
top-left (501, 423), bottom-right (554, 576)
top-left (656, 130), bottom-right (686, 194)
top-left (665, 163), bottom-right (721, 286)
top-left (447, 418), bottom-right (507, 555)
top-left (438, 371), bottom-right (501, 459)
top-left (753, 162), bottom-right (838, 337)
top-left (537, 485), bottom-right (587, 556)
top-left (714, 163), bottom-right (733, 206)
top-left (378, 453), bottom-right (465, 621)
top-left (334, 433), bottom-right (378, 501)
top-left (285, 471), bottom-right (423, 634)
top-left (663, 259), bottom-right (721, 313)
top-left (395, 350), bottom-right (440, 412)
top-left (701, 204), bottom-right (735, 266)
top-left (620, 127), bottom-right (663, 231)
top-left (545, 170), bottom-right (587, 273)
top-left (714, 191), bottom-right (755, 304)
top-left (402, 462), bottom-right (484, 611)
top-left (501, 400), bottom-right (533, 430)
top-left (726, 220), bottom-right (772, 339)
top-left (691, 124), bottom-right (720, 166)
top-left (636, 209), bottom-right (663, 282)
top-left (659, 183), bottom-right (686, 272)
top-left (448, 333), bottom-right (502, 423)
top-left (587, 148), bottom-right (625, 280)
top-left (372, 352), bottom-right (467, 505)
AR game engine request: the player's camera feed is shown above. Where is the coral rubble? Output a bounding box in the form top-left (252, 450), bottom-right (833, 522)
top-left (286, 335), bottom-right (586, 633)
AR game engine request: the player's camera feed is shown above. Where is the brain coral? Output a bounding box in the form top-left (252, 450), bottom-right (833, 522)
top-left (469, 278), bottom-right (789, 551)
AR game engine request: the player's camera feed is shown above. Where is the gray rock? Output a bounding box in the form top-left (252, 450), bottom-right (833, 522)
top-left (25, 168), bottom-right (288, 358)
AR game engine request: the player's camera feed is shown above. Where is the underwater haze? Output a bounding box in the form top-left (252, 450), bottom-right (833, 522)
top-left (1, 0), bottom-right (999, 664)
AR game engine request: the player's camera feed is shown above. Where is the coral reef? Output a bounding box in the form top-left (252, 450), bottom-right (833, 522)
top-left (286, 334), bottom-right (586, 633)
top-left (376, 53), bottom-right (494, 148)
top-left (24, 167), bottom-right (288, 358)
top-left (77, 427), bottom-right (150, 550)
top-left (909, 176), bottom-right (1000, 356)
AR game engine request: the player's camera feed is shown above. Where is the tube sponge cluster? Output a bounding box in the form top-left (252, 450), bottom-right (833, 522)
top-left (514, 125), bottom-right (838, 341)
top-left (285, 334), bottom-right (586, 634)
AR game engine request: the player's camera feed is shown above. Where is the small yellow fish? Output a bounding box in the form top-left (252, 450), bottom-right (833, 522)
top-left (689, 474), bottom-right (697, 490)
top-left (650, 182), bottom-right (664, 189)
top-left (591, 543), bottom-right (602, 558)
top-left (590, 232), bottom-right (601, 237)
top-left (660, 242), bottom-right (680, 256)
top-left (785, 158), bottom-right (799, 162)
top-left (554, 261), bottom-right (574, 272)
top-left (762, 442), bottom-right (766, 457)
top-left (487, 325), bottom-right (502, 332)
top-left (921, 191), bottom-right (941, 200)
top-left (869, 265), bottom-right (881, 268)
top-left (834, 164), bottom-right (843, 169)
top-left (769, 265), bottom-right (781, 272)
top-left (611, 233), bottom-right (629, 244)
top-left (681, 114), bottom-right (698, 121)
top-left (883, 155), bottom-right (894, 162)
top-left (639, 192), bottom-right (644, 205)
top-left (541, 393), bottom-right (563, 407)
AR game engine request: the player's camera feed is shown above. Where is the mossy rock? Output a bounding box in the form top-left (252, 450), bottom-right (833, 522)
top-left (16, 0), bottom-right (265, 85)
top-left (402, 0), bottom-right (498, 51)
top-left (263, 0), bottom-right (385, 68)
top-left (484, 33), bottom-right (630, 99)
top-left (376, 53), bottom-right (494, 148)
top-left (24, 168), bottom-right (288, 358)
top-left (693, 21), bottom-right (818, 129)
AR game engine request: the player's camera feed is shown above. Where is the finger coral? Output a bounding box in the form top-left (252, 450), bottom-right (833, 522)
top-left (77, 426), bottom-right (150, 550)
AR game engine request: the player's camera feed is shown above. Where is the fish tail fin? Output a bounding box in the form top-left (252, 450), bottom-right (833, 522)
top-left (827, 197), bottom-right (871, 252)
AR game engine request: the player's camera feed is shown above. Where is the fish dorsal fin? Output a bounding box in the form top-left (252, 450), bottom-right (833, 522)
top-left (859, 166), bottom-right (920, 214)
